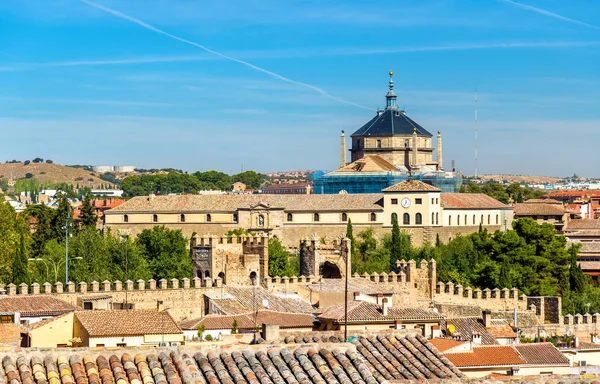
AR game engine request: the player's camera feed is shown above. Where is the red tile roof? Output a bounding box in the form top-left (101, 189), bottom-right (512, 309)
top-left (441, 193), bottom-right (509, 209)
top-left (488, 324), bottom-right (517, 339)
top-left (513, 202), bottom-right (567, 216)
top-left (514, 343), bottom-right (570, 365)
top-left (445, 345), bottom-right (525, 367)
top-left (179, 310), bottom-right (315, 331)
top-left (0, 295), bottom-right (79, 316)
top-left (429, 338), bottom-right (468, 353)
top-left (565, 219), bottom-right (600, 230)
top-left (75, 310), bottom-right (181, 337)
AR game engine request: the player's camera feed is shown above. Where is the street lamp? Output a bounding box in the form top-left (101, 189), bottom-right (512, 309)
top-left (29, 257), bottom-right (82, 283)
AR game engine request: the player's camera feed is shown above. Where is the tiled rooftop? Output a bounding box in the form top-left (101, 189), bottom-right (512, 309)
top-left (302, 278), bottom-right (394, 295)
top-left (333, 155), bottom-right (398, 173)
top-left (441, 193), bottom-right (509, 210)
top-left (382, 180), bottom-right (441, 193)
top-left (441, 318), bottom-right (498, 345)
top-left (565, 219), bottom-right (600, 231)
top-left (211, 286), bottom-right (315, 315)
top-left (487, 323), bottom-right (517, 339)
top-left (75, 310), bottom-right (181, 337)
top-left (514, 343), bottom-right (570, 366)
top-left (319, 301), bottom-right (442, 323)
top-left (429, 338), bottom-right (469, 353)
top-left (0, 295), bottom-right (79, 317)
top-left (179, 310), bottom-right (315, 331)
top-left (445, 345), bottom-right (525, 368)
top-left (0, 334), bottom-right (462, 383)
top-left (107, 194), bottom-right (384, 214)
top-left (514, 202), bottom-right (567, 216)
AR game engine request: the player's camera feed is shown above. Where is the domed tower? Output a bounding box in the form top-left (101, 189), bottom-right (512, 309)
top-left (349, 71), bottom-right (439, 172)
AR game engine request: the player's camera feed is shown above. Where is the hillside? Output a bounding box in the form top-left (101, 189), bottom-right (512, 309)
top-left (0, 162), bottom-right (115, 188)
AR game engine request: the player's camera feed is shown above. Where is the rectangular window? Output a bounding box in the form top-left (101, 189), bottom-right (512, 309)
top-left (376, 139), bottom-right (382, 148)
top-left (391, 198), bottom-right (398, 205)
top-left (0, 315), bottom-right (13, 324)
top-left (117, 343), bottom-right (126, 347)
top-left (83, 302), bottom-right (93, 310)
top-left (415, 198), bottom-right (422, 205)
top-left (96, 344), bottom-right (105, 347)
top-left (543, 216), bottom-right (549, 221)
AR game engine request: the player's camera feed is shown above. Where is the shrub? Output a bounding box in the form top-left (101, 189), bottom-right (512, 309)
top-left (205, 334), bottom-right (213, 341)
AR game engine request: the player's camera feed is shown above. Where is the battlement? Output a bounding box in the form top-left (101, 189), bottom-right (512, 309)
top-left (434, 281), bottom-right (528, 311)
top-left (0, 277), bottom-right (223, 296)
top-left (191, 233), bottom-right (269, 248)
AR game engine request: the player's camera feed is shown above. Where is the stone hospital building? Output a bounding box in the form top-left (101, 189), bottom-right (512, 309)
top-left (103, 180), bottom-right (513, 247)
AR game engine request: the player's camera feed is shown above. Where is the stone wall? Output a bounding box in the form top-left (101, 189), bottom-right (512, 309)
top-left (434, 282), bottom-right (529, 312)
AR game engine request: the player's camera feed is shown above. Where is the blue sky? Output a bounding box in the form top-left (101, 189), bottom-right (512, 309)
top-left (1, 0), bottom-right (599, 177)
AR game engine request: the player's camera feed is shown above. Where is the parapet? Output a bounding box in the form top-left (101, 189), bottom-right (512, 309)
top-left (0, 277), bottom-right (220, 296)
top-left (192, 233), bottom-right (269, 247)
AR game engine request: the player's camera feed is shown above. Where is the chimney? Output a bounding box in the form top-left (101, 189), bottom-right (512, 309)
top-left (591, 333), bottom-right (599, 344)
top-left (353, 291), bottom-right (360, 301)
top-left (376, 292), bottom-right (383, 305)
top-left (382, 298), bottom-right (389, 317)
top-left (340, 130), bottom-right (347, 168)
top-left (482, 310), bottom-right (492, 328)
top-left (436, 130), bottom-right (443, 170)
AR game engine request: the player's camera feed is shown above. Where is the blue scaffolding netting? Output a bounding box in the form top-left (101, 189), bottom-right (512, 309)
top-left (312, 171), bottom-right (462, 194)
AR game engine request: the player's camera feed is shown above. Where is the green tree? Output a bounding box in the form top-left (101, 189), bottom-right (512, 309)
top-left (0, 202), bottom-right (28, 282)
top-left (51, 192), bottom-right (75, 242)
top-left (268, 238), bottom-right (290, 277)
top-left (79, 195), bottom-right (98, 229)
top-left (346, 219), bottom-right (355, 258)
top-left (12, 228), bottom-right (29, 285)
top-left (390, 214), bottom-right (401, 268)
top-left (231, 319), bottom-right (238, 334)
top-left (136, 226), bottom-right (192, 280)
top-left (23, 204), bottom-right (55, 258)
top-left (197, 324), bottom-right (206, 340)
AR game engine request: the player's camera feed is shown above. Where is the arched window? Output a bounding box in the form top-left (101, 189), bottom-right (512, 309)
top-left (464, 215), bottom-right (467, 225)
top-left (313, 213), bottom-right (320, 222)
top-left (481, 215), bottom-right (484, 224)
top-left (431, 212), bottom-right (434, 224)
top-left (152, 214), bottom-right (158, 223)
top-left (287, 213), bottom-right (293, 222)
top-left (258, 214), bottom-right (265, 227)
top-left (206, 214), bottom-right (212, 222)
top-left (123, 214), bottom-right (128, 223)
top-left (457, 215), bottom-right (460, 225)
top-left (496, 215), bottom-right (499, 225)
top-left (249, 271), bottom-right (258, 285)
top-left (391, 212), bottom-right (398, 224)
top-left (473, 215), bottom-right (476, 225)
top-left (204, 271), bottom-right (210, 278)
top-left (341, 213), bottom-right (348, 222)
top-left (403, 213), bottom-right (410, 225)
top-left (370, 212), bottom-right (377, 222)
top-left (488, 215), bottom-right (491, 225)
top-left (449, 216), bottom-right (452, 226)
top-left (180, 214), bottom-right (185, 223)
top-left (233, 213), bottom-right (238, 222)
top-left (436, 212), bottom-right (439, 225)
top-left (416, 213), bottom-right (422, 225)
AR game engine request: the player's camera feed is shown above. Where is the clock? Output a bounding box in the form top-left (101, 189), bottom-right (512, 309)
top-left (401, 198), bottom-right (411, 208)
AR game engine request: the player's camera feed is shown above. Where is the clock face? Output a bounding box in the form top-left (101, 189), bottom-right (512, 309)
top-left (401, 198), bottom-right (411, 208)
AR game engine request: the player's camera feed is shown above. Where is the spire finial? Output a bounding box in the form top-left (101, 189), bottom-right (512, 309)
top-left (413, 127), bottom-right (417, 133)
top-left (385, 66), bottom-right (397, 110)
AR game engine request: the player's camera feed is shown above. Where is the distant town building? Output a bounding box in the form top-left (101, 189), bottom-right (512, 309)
top-left (231, 181), bottom-right (246, 193)
top-left (91, 165), bottom-right (135, 173)
top-left (260, 182), bottom-right (312, 194)
top-left (89, 189), bottom-right (124, 197)
top-left (513, 199), bottom-right (571, 233)
top-left (104, 180), bottom-right (513, 247)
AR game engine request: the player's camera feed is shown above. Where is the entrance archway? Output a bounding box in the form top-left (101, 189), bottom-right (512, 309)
top-left (320, 261), bottom-right (342, 279)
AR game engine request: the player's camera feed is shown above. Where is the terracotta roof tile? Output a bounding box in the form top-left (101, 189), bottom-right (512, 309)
top-left (319, 301), bottom-right (442, 323)
top-left (429, 338), bottom-right (469, 353)
top-left (0, 295), bottom-right (79, 316)
top-left (445, 345), bottom-right (525, 367)
top-left (514, 202), bottom-right (567, 216)
top-left (441, 318), bottom-right (498, 345)
top-left (487, 323), bottom-right (517, 339)
top-left (382, 180), bottom-right (441, 192)
top-left (107, 194), bottom-right (383, 213)
top-left (514, 343), bottom-right (570, 365)
top-left (179, 310), bottom-right (315, 331)
top-left (334, 155), bottom-right (398, 173)
top-left (441, 193), bottom-right (509, 209)
top-left (0, 333), bottom-right (462, 383)
top-left (565, 219), bottom-right (600, 231)
top-left (213, 286), bottom-right (315, 315)
top-left (75, 310), bottom-right (181, 337)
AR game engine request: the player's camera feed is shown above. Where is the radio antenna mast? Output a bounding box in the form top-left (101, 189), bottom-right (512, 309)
top-left (475, 87), bottom-right (478, 178)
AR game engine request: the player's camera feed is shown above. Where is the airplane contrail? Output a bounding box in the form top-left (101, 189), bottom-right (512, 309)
top-left (498, 0), bottom-right (600, 30)
top-left (80, 0), bottom-right (372, 110)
